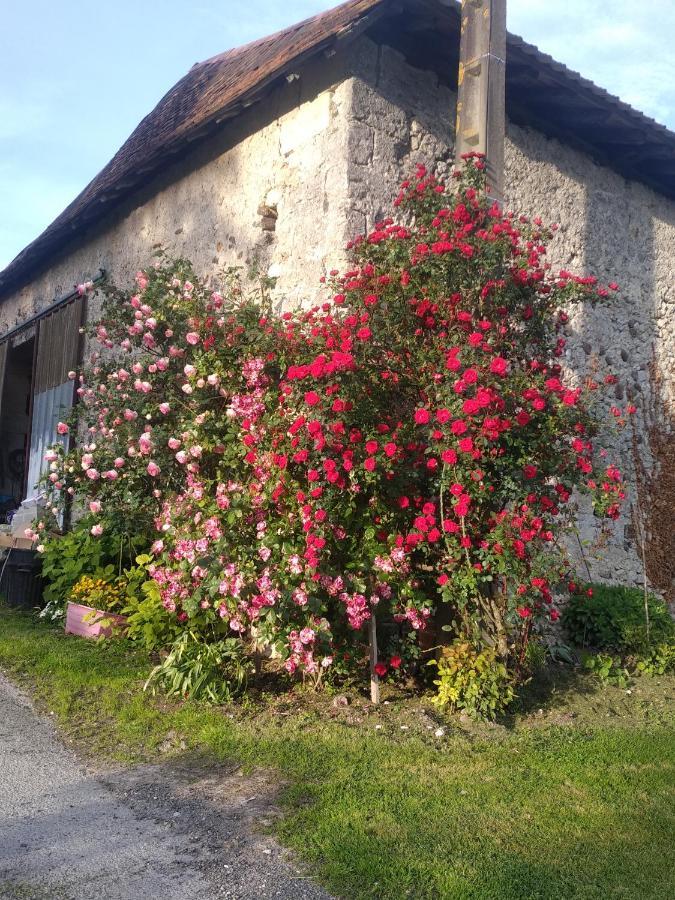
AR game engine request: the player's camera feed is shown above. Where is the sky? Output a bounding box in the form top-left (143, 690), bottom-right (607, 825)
top-left (1, 0), bottom-right (674, 272)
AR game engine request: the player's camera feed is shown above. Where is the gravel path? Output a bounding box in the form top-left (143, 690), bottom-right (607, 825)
top-left (0, 672), bottom-right (331, 900)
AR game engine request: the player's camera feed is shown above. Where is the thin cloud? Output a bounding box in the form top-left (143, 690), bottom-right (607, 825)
top-left (509, 0), bottom-right (675, 128)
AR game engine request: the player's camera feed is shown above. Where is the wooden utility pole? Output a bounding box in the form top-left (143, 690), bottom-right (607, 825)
top-left (454, 0), bottom-right (507, 206)
top-left (368, 614), bottom-right (380, 704)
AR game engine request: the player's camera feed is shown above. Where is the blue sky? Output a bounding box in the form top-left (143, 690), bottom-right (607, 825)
top-left (1, 0), bottom-right (674, 271)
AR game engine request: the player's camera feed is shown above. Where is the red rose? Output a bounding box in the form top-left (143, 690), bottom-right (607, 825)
top-left (490, 357), bottom-right (508, 376)
top-left (414, 408), bottom-right (430, 424)
top-left (374, 662), bottom-right (388, 678)
top-left (389, 655), bottom-right (402, 670)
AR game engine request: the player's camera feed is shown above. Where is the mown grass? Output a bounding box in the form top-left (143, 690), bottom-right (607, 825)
top-left (1, 605), bottom-right (674, 899)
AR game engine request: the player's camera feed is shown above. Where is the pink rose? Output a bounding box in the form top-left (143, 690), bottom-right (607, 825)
top-left (147, 461), bottom-right (160, 477)
top-left (185, 332), bottom-right (200, 345)
top-left (89, 501), bottom-right (102, 514)
top-left (159, 402), bottom-right (170, 415)
top-left (56, 422), bottom-right (69, 435)
top-left (90, 524), bottom-right (103, 536)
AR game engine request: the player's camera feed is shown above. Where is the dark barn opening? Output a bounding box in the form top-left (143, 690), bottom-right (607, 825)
top-left (0, 333), bottom-right (35, 520)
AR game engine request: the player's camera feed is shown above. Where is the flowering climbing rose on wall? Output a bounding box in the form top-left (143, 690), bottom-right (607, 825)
top-left (40, 156), bottom-right (628, 685)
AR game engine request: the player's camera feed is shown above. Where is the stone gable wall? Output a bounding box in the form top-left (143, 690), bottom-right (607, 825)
top-left (343, 36), bottom-right (675, 591)
top-left (0, 50), bottom-right (357, 336)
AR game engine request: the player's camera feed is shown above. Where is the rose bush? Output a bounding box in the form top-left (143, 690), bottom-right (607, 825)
top-left (38, 157), bottom-right (628, 701)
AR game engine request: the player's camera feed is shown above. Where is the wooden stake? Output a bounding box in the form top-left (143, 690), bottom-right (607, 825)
top-left (369, 613), bottom-right (380, 705)
top-left (454, 0), bottom-right (507, 207)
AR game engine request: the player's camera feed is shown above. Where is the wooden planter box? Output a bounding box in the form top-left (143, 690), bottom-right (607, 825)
top-left (65, 601), bottom-right (127, 639)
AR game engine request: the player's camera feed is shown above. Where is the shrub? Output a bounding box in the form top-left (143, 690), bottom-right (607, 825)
top-left (121, 558), bottom-right (183, 651)
top-left (35, 157), bottom-right (628, 697)
top-left (429, 641), bottom-right (515, 719)
top-left (635, 642), bottom-right (675, 676)
top-left (38, 521), bottom-right (140, 619)
top-left (583, 652), bottom-right (630, 687)
top-left (70, 573), bottom-right (125, 613)
top-left (144, 631), bottom-right (250, 703)
top-left (563, 582), bottom-right (674, 654)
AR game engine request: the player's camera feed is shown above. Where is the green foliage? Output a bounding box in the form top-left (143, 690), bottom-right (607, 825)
top-left (39, 516), bottom-right (148, 619)
top-left (121, 560), bottom-right (182, 651)
top-left (635, 641), bottom-right (675, 676)
top-left (39, 527), bottom-right (112, 619)
top-left (563, 582), bottom-right (674, 654)
top-left (144, 631), bottom-right (250, 703)
top-left (429, 640), bottom-right (515, 720)
top-left (583, 652), bottom-right (630, 687)
top-left (523, 638), bottom-right (547, 673)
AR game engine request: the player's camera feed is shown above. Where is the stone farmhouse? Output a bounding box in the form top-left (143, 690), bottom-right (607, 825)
top-left (0, 0), bottom-right (673, 594)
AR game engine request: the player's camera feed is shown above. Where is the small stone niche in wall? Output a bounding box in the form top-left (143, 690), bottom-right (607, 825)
top-left (257, 203), bottom-right (278, 234)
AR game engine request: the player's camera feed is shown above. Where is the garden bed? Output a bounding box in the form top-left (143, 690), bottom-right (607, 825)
top-left (64, 601), bottom-right (126, 640)
top-left (1, 606), bottom-right (674, 900)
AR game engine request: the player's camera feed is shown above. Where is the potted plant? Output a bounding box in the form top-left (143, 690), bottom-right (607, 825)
top-left (65, 573), bottom-right (127, 639)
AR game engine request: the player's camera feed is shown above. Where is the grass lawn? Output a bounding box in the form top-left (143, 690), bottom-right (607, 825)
top-left (1, 605), bottom-right (674, 899)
